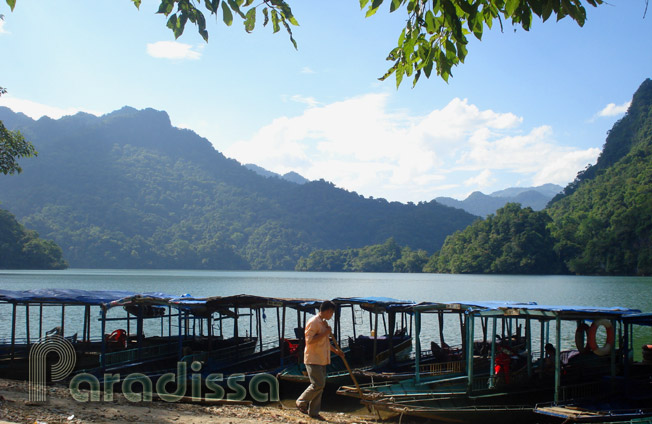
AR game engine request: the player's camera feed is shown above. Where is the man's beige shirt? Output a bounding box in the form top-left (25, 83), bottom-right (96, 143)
top-left (303, 314), bottom-right (331, 366)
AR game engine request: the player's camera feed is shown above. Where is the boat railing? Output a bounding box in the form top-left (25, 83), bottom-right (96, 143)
top-left (419, 360), bottom-right (465, 376)
top-left (559, 381), bottom-right (603, 402)
top-left (103, 342), bottom-right (178, 367)
top-left (471, 375), bottom-right (493, 391)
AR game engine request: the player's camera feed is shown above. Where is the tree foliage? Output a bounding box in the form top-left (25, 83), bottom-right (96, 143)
top-left (296, 238), bottom-right (429, 272)
top-left (426, 203), bottom-right (564, 274)
top-left (0, 208), bottom-right (68, 269)
top-left (547, 79), bottom-right (652, 275)
top-left (0, 87), bottom-right (38, 175)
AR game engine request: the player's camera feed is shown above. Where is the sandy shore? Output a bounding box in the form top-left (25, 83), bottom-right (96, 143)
top-left (0, 378), bottom-right (417, 424)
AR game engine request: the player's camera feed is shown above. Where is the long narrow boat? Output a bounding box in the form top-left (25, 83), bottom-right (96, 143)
top-left (276, 296), bottom-right (415, 387)
top-left (339, 302), bottom-right (650, 423)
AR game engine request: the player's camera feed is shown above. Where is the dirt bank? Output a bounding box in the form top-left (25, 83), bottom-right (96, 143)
top-left (0, 378), bottom-right (415, 424)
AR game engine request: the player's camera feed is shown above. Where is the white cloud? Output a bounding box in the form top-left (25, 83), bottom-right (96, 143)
top-left (222, 94), bottom-right (601, 202)
top-left (0, 96), bottom-right (100, 120)
top-left (0, 19), bottom-right (8, 35)
top-left (301, 66), bottom-right (316, 74)
top-left (597, 101), bottom-right (631, 117)
top-left (289, 95), bottom-right (320, 108)
top-left (146, 41), bottom-right (202, 60)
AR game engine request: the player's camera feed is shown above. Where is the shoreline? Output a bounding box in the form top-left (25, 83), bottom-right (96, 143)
top-left (0, 378), bottom-right (411, 424)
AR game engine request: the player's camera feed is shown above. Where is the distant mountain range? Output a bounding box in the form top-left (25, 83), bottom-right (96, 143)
top-left (244, 164), bottom-right (310, 185)
top-left (0, 106), bottom-right (476, 270)
top-left (435, 184), bottom-right (562, 217)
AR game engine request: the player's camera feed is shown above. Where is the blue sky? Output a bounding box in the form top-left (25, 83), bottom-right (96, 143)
top-left (1, 0), bottom-right (650, 202)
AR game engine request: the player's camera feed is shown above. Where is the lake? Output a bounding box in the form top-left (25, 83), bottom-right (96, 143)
top-left (2, 270), bottom-right (652, 357)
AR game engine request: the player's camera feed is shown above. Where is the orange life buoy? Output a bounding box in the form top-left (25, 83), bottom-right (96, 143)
top-left (575, 323), bottom-right (591, 354)
top-left (588, 319), bottom-right (615, 356)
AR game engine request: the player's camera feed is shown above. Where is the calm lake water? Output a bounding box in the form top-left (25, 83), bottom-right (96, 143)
top-left (1, 270), bottom-right (652, 357)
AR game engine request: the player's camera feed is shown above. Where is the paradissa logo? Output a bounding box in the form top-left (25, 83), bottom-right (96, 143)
top-left (29, 336), bottom-right (77, 402)
top-left (69, 362), bottom-right (279, 403)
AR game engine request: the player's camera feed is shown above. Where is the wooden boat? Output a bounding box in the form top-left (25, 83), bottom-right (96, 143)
top-left (339, 302), bottom-right (650, 423)
top-left (276, 296), bottom-right (415, 386)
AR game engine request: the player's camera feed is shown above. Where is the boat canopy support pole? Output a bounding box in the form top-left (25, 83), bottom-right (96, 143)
top-left (39, 303), bottom-right (43, 340)
top-left (610, 318), bottom-right (617, 390)
top-left (554, 316), bottom-right (561, 404)
top-left (414, 310), bottom-right (421, 384)
top-left (489, 316), bottom-right (496, 388)
top-left (373, 312), bottom-right (379, 365)
top-left (258, 309), bottom-right (263, 352)
top-left (100, 306), bottom-right (107, 370)
top-left (280, 306), bottom-right (286, 366)
top-left (351, 306), bottom-right (357, 340)
top-left (388, 312), bottom-right (396, 365)
top-left (438, 311), bottom-right (445, 346)
top-left (61, 305), bottom-right (65, 337)
top-left (25, 304), bottom-right (30, 345)
top-left (10, 303), bottom-right (16, 360)
top-left (466, 312), bottom-right (474, 394)
top-left (526, 317), bottom-right (532, 378)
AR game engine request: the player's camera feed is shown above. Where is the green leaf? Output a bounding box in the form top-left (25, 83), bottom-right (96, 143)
top-left (505, 0), bottom-right (521, 17)
top-left (425, 10), bottom-right (436, 34)
top-left (227, 0), bottom-right (246, 18)
top-left (6, 0), bottom-right (16, 12)
top-left (365, 0), bottom-right (384, 17)
top-left (360, 0), bottom-right (370, 9)
top-left (282, 19), bottom-right (298, 49)
top-left (389, 0), bottom-right (402, 13)
top-left (271, 9), bottom-right (280, 33)
top-left (132, 0), bottom-right (142, 9)
top-left (244, 7), bottom-right (256, 33)
top-left (157, 0), bottom-right (175, 15)
top-left (244, 0), bottom-right (255, 6)
top-left (262, 7), bottom-right (269, 26)
top-left (222, 1), bottom-right (233, 26)
top-left (166, 14), bottom-right (178, 32)
top-left (205, 0), bottom-right (220, 14)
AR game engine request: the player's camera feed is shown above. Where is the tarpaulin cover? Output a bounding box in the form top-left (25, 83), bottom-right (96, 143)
top-left (333, 296), bottom-right (415, 312)
top-left (0, 288), bottom-right (138, 305)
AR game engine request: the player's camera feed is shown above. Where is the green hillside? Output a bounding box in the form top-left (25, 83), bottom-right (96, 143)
top-left (424, 79), bottom-right (652, 276)
top-left (0, 209), bottom-right (68, 269)
top-left (547, 79), bottom-right (652, 275)
top-left (0, 106), bottom-right (476, 270)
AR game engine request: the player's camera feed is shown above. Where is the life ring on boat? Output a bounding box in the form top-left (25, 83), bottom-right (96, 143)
top-left (107, 329), bottom-right (127, 348)
top-left (574, 323), bottom-right (591, 354)
top-left (587, 319), bottom-right (615, 356)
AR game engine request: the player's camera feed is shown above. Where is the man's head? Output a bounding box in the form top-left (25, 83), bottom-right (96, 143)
top-left (319, 300), bottom-right (336, 320)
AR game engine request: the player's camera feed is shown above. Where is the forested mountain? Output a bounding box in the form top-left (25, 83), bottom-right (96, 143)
top-left (0, 106), bottom-right (476, 270)
top-left (425, 203), bottom-right (563, 274)
top-left (428, 79), bottom-right (652, 276)
top-left (546, 79), bottom-right (652, 275)
top-left (0, 209), bottom-right (68, 269)
top-left (435, 184), bottom-right (562, 217)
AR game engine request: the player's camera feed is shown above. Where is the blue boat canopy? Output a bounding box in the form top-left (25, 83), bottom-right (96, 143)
top-left (0, 288), bottom-right (138, 305)
top-left (333, 296), bottom-right (415, 312)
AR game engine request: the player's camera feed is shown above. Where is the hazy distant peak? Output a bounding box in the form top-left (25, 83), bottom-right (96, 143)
top-left (245, 164), bottom-right (309, 184)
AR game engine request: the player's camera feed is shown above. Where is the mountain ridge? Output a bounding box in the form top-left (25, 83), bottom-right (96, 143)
top-left (0, 106), bottom-right (476, 270)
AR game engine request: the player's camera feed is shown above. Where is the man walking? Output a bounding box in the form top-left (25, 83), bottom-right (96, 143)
top-left (296, 300), bottom-right (344, 420)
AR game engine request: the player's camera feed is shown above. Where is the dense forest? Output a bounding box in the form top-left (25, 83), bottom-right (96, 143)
top-left (298, 79), bottom-right (652, 276)
top-left (295, 238), bottom-right (429, 272)
top-left (0, 209), bottom-right (68, 269)
top-left (0, 106), bottom-right (476, 270)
